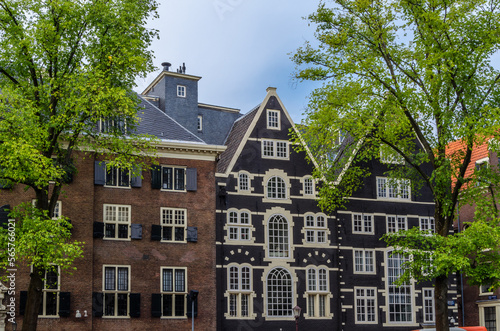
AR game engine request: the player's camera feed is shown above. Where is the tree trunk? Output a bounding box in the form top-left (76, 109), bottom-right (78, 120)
top-left (435, 274), bottom-right (450, 331)
top-left (22, 267), bottom-right (44, 331)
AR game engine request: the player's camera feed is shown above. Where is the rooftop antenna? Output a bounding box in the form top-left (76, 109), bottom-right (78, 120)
top-left (182, 63), bottom-right (186, 74)
top-left (161, 62), bottom-right (171, 71)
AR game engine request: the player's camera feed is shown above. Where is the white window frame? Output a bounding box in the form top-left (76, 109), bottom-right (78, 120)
top-left (238, 172), bottom-right (250, 192)
top-left (268, 214), bottom-right (290, 258)
top-left (103, 204), bottom-right (131, 240)
top-left (104, 163), bottom-right (130, 188)
top-left (304, 213), bottom-right (327, 244)
top-left (177, 85), bottom-right (186, 98)
top-left (479, 303), bottom-right (500, 331)
top-left (353, 249), bottom-right (375, 274)
top-left (386, 251), bottom-right (413, 323)
top-left (160, 165), bottom-right (186, 192)
top-left (266, 176), bottom-right (287, 199)
top-left (227, 209), bottom-right (252, 241)
top-left (303, 177), bottom-right (314, 196)
top-left (423, 288), bottom-right (435, 323)
top-left (160, 207), bottom-right (187, 243)
top-left (352, 213), bottom-right (374, 235)
top-left (32, 200), bottom-right (62, 220)
top-left (99, 117), bottom-right (127, 134)
top-left (102, 265), bottom-right (130, 318)
top-left (387, 215), bottom-right (407, 233)
top-left (306, 267), bottom-right (329, 318)
top-left (161, 267), bottom-right (187, 318)
top-left (261, 139), bottom-right (289, 160)
top-left (419, 217), bottom-right (435, 233)
top-left (354, 287), bottom-right (377, 324)
top-left (376, 177), bottom-right (411, 200)
top-left (266, 267), bottom-right (293, 317)
top-left (197, 115), bottom-right (202, 132)
top-left (37, 265), bottom-right (60, 318)
top-left (227, 264), bottom-right (253, 318)
top-left (266, 109), bottom-right (280, 130)
top-left (380, 145), bottom-right (404, 164)
top-left (475, 157), bottom-right (490, 187)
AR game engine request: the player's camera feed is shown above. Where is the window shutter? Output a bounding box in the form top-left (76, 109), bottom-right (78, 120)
top-left (93, 222), bottom-right (104, 238)
top-left (94, 161), bottom-right (106, 185)
top-left (151, 224), bottom-right (162, 241)
top-left (151, 293), bottom-right (162, 317)
top-left (92, 292), bottom-right (103, 317)
top-left (186, 227), bottom-right (198, 242)
top-left (151, 165), bottom-right (161, 189)
top-left (20, 291), bottom-right (27, 315)
top-left (131, 224), bottom-right (142, 239)
top-left (58, 292), bottom-right (71, 317)
top-left (0, 204), bottom-right (10, 229)
top-left (130, 165), bottom-right (142, 188)
top-left (129, 293), bottom-right (141, 318)
top-left (186, 168), bottom-right (197, 191)
top-left (186, 293), bottom-right (198, 318)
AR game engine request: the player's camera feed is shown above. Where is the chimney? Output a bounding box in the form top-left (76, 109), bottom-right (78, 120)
top-left (161, 62), bottom-right (171, 71)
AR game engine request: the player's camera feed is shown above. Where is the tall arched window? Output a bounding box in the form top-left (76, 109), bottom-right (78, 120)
top-left (268, 215), bottom-right (289, 258)
top-left (267, 268), bottom-right (293, 317)
top-left (267, 176), bottom-right (286, 199)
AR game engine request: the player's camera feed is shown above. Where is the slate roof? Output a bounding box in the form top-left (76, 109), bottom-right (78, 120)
top-left (134, 94), bottom-right (205, 144)
top-left (216, 104), bottom-right (260, 173)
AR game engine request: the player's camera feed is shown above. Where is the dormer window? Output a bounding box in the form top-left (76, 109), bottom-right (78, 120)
top-left (197, 115), bottom-right (203, 132)
top-left (267, 110), bottom-right (280, 130)
top-left (177, 85), bottom-right (186, 98)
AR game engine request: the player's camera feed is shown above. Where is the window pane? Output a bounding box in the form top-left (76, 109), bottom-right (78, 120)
top-left (117, 267), bottom-right (128, 291)
top-left (105, 293), bottom-right (115, 316)
top-left (106, 166), bottom-right (117, 186)
top-left (174, 168), bottom-right (185, 190)
top-left (267, 268), bottom-right (292, 316)
top-left (174, 294), bottom-right (185, 316)
top-left (162, 227), bottom-right (172, 241)
top-left (163, 294), bottom-right (173, 316)
top-left (175, 269), bottom-right (185, 292)
top-left (105, 267), bottom-right (115, 290)
top-left (174, 227), bottom-right (184, 241)
top-left (268, 215), bottom-right (289, 258)
top-left (118, 224), bottom-right (128, 238)
top-left (118, 169), bottom-right (129, 187)
top-left (45, 292), bottom-right (58, 315)
top-left (163, 269), bottom-right (173, 292)
top-left (117, 293), bottom-right (128, 316)
top-left (162, 167), bottom-right (172, 190)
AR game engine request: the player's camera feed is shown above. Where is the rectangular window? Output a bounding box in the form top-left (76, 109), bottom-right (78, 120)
top-left (387, 215), bottom-right (407, 233)
top-left (306, 268), bottom-right (329, 317)
top-left (304, 177), bottom-right (314, 195)
top-left (227, 211), bottom-right (252, 241)
top-left (161, 267), bottom-right (187, 317)
top-left (377, 177), bottom-right (410, 200)
top-left (353, 214), bottom-right (373, 234)
top-left (354, 249), bottom-right (375, 274)
top-left (423, 288), bottom-right (435, 323)
top-left (105, 164), bottom-right (130, 188)
top-left (228, 266), bottom-right (252, 318)
top-left (177, 85), bottom-right (186, 97)
top-left (304, 214), bottom-right (327, 244)
top-left (387, 252), bottom-right (412, 323)
top-left (355, 288), bottom-right (376, 323)
top-left (99, 117), bottom-right (126, 134)
top-left (161, 166), bottom-right (185, 191)
top-left (38, 266), bottom-right (60, 317)
top-left (267, 109), bottom-right (280, 129)
top-left (238, 173), bottom-right (249, 191)
top-left (161, 208), bottom-right (186, 242)
top-left (483, 306), bottom-right (497, 331)
top-left (261, 140), bottom-right (288, 159)
top-left (103, 265), bottom-right (130, 317)
top-left (104, 204), bottom-right (131, 240)
top-left (197, 115), bottom-right (202, 131)
top-left (420, 217), bottom-right (435, 233)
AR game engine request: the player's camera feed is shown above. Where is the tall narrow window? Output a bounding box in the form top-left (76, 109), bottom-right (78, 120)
top-left (238, 172), bottom-right (249, 191)
top-left (306, 268), bottom-right (329, 317)
top-left (228, 265), bottom-right (252, 318)
top-left (303, 177), bottom-right (314, 195)
top-left (161, 267), bottom-right (186, 317)
top-left (483, 306), bottom-right (497, 331)
top-left (355, 288), bottom-right (376, 323)
top-left (103, 266), bottom-right (130, 317)
top-left (197, 115), bottom-right (202, 131)
top-left (387, 252), bottom-right (412, 323)
top-left (423, 288), bottom-right (435, 323)
top-left (177, 85), bottom-right (186, 97)
top-left (267, 268), bottom-right (293, 317)
top-left (267, 110), bottom-right (280, 129)
top-left (268, 215), bottom-right (289, 258)
top-left (39, 266), bottom-right (60, 317)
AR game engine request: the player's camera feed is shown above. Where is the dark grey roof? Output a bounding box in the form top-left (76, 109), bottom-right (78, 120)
top-left (217, 104), bottom-right (260, 173)
top-left (135, 95), bottom-right (205, 144)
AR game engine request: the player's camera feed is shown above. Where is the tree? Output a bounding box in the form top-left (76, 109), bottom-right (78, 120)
top-left (292, 0), bottom-right (500, 330)
top-left (0, 0), bottom-right (158, 329)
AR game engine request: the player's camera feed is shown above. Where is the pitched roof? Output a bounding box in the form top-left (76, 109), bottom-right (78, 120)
top-left (134, 94), bottom-right (205, 144)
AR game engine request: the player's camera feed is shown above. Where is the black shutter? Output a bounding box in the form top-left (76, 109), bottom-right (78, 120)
top-left (186, 227), bottom-right (198, 242)
top-left (20, 291), bottom-right (27, 315)
top-left (0, 204), bottom-right (10, 229)
top-left (151, 165), bottom-right (161, 189)
top-left (93, 222), bottom-right (104, 238)
top-left (186, 168), bottom-right (197, 191)
top-left (129, 293), bottom-right (141, 318)
top-left (92, 292), bottom-right (103, 317)
top-left (186, 293), bottom-right (198, 318)
top-left (94, 161), bottom-right (106, 185)
top-left (151, 293), bottom-right (162, 317)
top-left (58, 292), bottom-right (71, 317)
top-left (151, 224), bottom-right (161, 241)
top-left (130, 165), bottom-right (142, 188)
top-left (131, 224), bottom-right (142, 239)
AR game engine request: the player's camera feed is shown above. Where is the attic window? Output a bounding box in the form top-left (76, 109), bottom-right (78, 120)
top-left (267, 110), bottom-right (280, 130)
top-left (177, 85), bottom-right (186, 98)
top-left (197, 115), bottom-right (203, 132)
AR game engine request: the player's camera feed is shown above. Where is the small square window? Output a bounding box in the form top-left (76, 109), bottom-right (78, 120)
top-left (177, 85), bottom-right (186, 98)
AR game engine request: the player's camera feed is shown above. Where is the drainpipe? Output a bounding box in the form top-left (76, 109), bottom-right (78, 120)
top-left (457, 200), bottom-right (466, 326)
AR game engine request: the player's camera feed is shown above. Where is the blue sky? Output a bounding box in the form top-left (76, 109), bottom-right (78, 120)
top-left (134, 0), bottom-right (323, 123)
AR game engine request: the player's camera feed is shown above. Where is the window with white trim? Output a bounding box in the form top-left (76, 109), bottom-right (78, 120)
top-left (387, 215), bottom-right (407, 233)
top-left (377, 177), bottom-right (410, 200)
top-left (423, 288), bottom-right (435, 323)
top-left (103, 265), bottom-right (130, 317)
top-left (267, 110), bottom-right (280, 129)
top-left (304, 214), bottom-right (327, 244)
top-left (303, 177), bottom-right (314, 195)
top-left (105, 164), bottom-right (130, 188)
top-left (32, 200), bottom-right (61, 219)
top-left (354, 249), bottom-right (375, 274)
top-left (475, 158), bottom-right (489, 187)
top-left (104, 204), bottom-right (130, 239)
top-left (161, 267), bottom-right (186, 317)
top-left (262, 140), bottom-right (288, 159)
top-left (355, 287), bottom-right (377, 323)
top-left (380, 145), bottom-right (404, 164)
top-left (228, 265), bottom-right (252, 318)
top-left (197, 115), bottom-right (202, 132)
top-left (419, 217), bottom-right (435, 233)
top-left (160, 166), bottom-right (185, 191)
top-left (268, 214), bottom-right (289, 258)
top-left (306, 268), bottom-right (328, 317)
top-left (227, 210), bottom-right (251, 241)
top-left (481, 306), bottom-right (498, 331)
top-left (238, 172), bottom-right (250, 192)
top-left (266, 176), bottom-right (287, 199)
top-left (480, 280), bottom-right (494, 294)
top-left (352, 213), bottom-right (373, 234)
top-left (177, 85), bottom-right (186, 97)
top-left (39, 266), bottom-right (60, 317)
top-left (99, 117), bottom-right (126, 134)
top-left (387, 252), bottom-right (412, 323)
top-left (161, 208), bottom-right (186, 242)
top-left (267, 268), bottom-right (293, 317)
